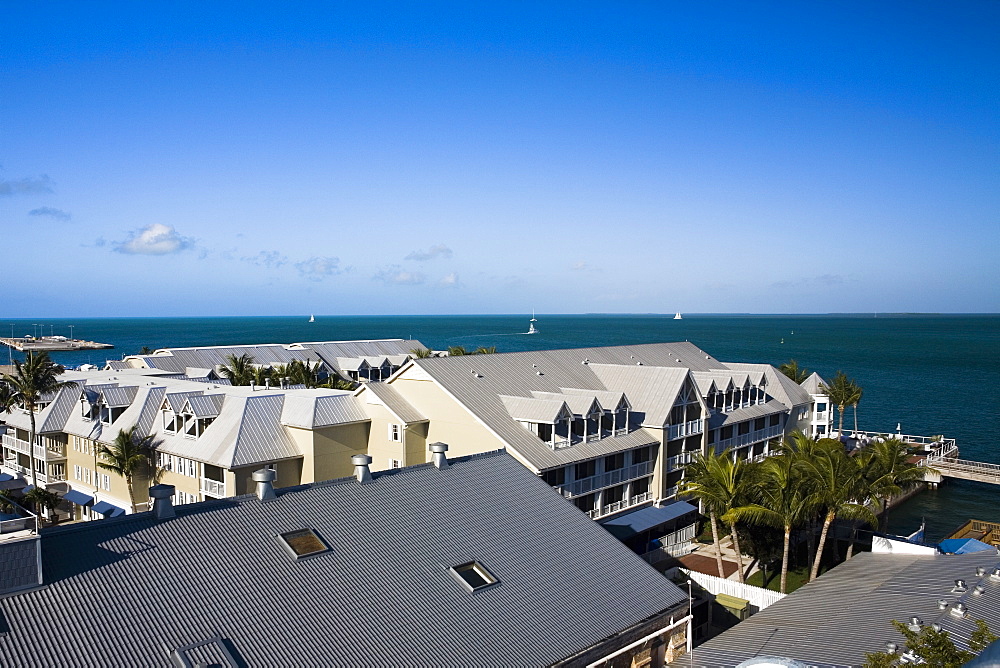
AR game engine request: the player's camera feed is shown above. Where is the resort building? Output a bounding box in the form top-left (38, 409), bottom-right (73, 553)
top-left (109, 338), bottom-right (425, 385)
top-left (356, 342), bottom-right (824, 560)
top-left (0, 450), bottom-right (692, 667)
top-left (799, 372), bottom-right (834, 438)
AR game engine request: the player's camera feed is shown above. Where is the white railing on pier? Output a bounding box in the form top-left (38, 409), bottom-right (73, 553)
top-left (924, 457), bottom-right (1000, 475)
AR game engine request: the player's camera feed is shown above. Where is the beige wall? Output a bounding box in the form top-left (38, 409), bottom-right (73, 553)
top-left (389, 374), bottom-right (508, 459)
top-left (231, 457), bottom-right (303, 496)
top-left (313, 423), bottom-right (370, 481)
top-left (362, 402), bottom-right (409, 472)
top-left (65, 434), bottom-right (153, 513)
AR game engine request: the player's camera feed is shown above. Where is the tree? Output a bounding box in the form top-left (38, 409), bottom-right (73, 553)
top-left (218, 353), bottom-right (255, 386)
top-left (2, 352), bottom-right (74, 492)
top-left (821, 371), bottom-right (855, 437)
top-left (799, 439), bottom-right (877, 581)
top-left (863, 619), bottom-right (997, 667)
top-left (778, 360), bottom-right (809, 384)
top-left (849, 380), bottom-right (864, 434)
top-left (681, 449), bottom-right (756, 582)
top-left (860, 437), bottom-right (928, 532)
top-left (96, 426), bottom-right (157, 514)
top-left (727, 444), bottom-right (814, 593)
top-left (473, 346), bottom-right (497, 354)
top-left (447, 346), bottom-right (468, 356)
top-left (410, 348), bottom-right (434, 358)
top-left (137, 346), bottom-right (154, 355)
top-left (0, 489), bottom-right (16, 513)
top-left (23, 486), bottom-right (62, 524)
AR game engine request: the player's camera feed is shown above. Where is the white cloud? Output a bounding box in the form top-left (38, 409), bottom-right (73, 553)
top-left (28, 206), bottom-right (71, 221)
top-left (374, 265), bottom-right (426, 285)
top-left (114, 224), bottom-right (194, 255)
top-left (243, 250), bottom-right (289, 269)
top-left (439, 272), bottom-right (459, 287)
top-left (404, 244), bottom-right (453, 261)
top-left (296, 256), bottom-right (341, 280)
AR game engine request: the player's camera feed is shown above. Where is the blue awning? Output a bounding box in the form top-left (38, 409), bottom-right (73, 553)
top-left (939, 538), bottom-right (995, 555)
top-left (92, 501), bottom-right (126, 517)
top-left (63, 490), bottom-right (94, 506)
top-left (0, 472), bottom-right (12, 482)
top-left (599, 500), bottom-right (698, 540)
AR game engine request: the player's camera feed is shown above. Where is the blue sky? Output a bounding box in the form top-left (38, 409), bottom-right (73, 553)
top-left (2, 2), bottom-right (997, 316)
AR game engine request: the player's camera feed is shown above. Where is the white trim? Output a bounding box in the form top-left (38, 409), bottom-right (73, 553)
top-left (585, 614), bottom-right (692, 667)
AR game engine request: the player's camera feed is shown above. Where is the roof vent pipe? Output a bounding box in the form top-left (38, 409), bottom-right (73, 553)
top-left (149, 484), bottom-right (176, 520)
top-left (250, 381), bottom-right (256, 392)
top-left (907, 617), bottom-right (922, 632)
top-left (252, 468), bottom-right (277, 501)
top-left (974, 584), bottom-right (986, 595)
top-left (265, 378), bottom-right (270, 389)
top-left (954, 579), bottom-right (967, 592)
top-left (976, 565), bottom-right (986, 576)
top-left (352, 454), bottom-right (373, 484)
top-left (938, 599), bottom-right (948, 610)
top-left (951, 602), bottom-right (968, 618)
top-left (885, 642), bottom-right (898, 654)
top-left (991, 567), bottom-right (1000, 581)
top-left (429, 442), bottom-right (449, 469)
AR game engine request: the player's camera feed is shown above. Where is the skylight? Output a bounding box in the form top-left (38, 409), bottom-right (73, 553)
top-left (450, 561), bottom-right (498, 592)
top-left (277, 529), bottom-right (329, 560)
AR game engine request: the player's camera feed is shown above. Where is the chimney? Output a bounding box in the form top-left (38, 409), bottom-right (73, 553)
top-left (429, 442), bottom-right (449, 469)
top-left (250, 381), bottom-right (256, 392)
top-left (149, 484), bottom-right (176, 520)
top-left (252, 468), bottom-right (277, 501)
top-left (352, 454), bottom-right (373, 483)
top-left (265, 378), bottom-right (270, 389)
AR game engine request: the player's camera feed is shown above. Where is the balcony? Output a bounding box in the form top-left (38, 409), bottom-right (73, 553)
top-left (200, 478), bottom-right (226, 498)
top-left (666, 451), bottom-right (696, 471)
top-left (713, 424), bottom-right (783, 452)
top-left (557, 461), bottom-right (653, 498)
top-left (2, 433), bottom-right (65, 460)
top-left (587, 491), bottom-right (652, 520)
top-left (666, 419), bottom-right (703, 442)
top-left (0, 461), bottom-right (62, 484)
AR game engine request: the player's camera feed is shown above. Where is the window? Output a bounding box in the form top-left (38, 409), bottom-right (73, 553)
top-left (632, 446), bottom-right (650, 464)
top-left (278, 528), bottom-right (329, 560)
top-left (631, 477), bottom-right (651, 497)
top-left (817, 402), bottom-right (827, 413)
top-left (73, 465), bottom-right (82, 481)
top-left (83, 468), bottom-right (92, 484)
top-left (449, 561), bottom-right (498, 592)
top-left (603, 484), bottom-right (625, 505)
top-left (575, 460), bottom-right (596, 480)
top-left (542, 467), bottom-right (565, 486)
top-left (769, 414), bottom-right (781, 427)
top-left (388, 424), bottom-right (402, 442)
top-left (389, 458), bottom-right (402, 469)
top-left (604, 452), bottom-right (625, 472)
top-left (101, 474), bottom-right (111, 491)
top-left (817, 425), bottom-right (826, 434)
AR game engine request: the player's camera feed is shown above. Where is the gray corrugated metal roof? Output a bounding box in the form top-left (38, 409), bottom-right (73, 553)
top-left (360, 382), bottom-right (427, 424)
top-left (726, 362), bottom-right (812, 408)
top-left (531, 391), bottom-right (602, 416)
top-left (280, 393), bottom-right (370, 429)
top-left (707, 399), bottom-right (788, 429)
top-left (692, 551), bottom-right (1000, 667)
top-left (800, 371), bottom-right (828, 395)
top-left (500, 395), bottom-right (571, 423)
top-left (185, 393), bottom-right (226, 418)
top-left (588, 364), bottom-right (690, 427)
top-left (164, 390), bottom-right (204, 414)
top-left (0, 451), bottom-right (687, 667)
top-left (560, 388), bottom-right (629, 411)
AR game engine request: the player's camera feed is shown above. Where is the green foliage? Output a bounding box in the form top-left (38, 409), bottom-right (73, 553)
top-left (409, 348), bottom-right (435, 358)
top-left (137, 346), bottom-right (154, 355)
top-left (447, 346), bottom-right (468, 356)
top-left (473, 346), bottom-right (497, 354)
top-left (778, 360), bottom-right (809, 383)
top-left (821, 370), bottom-right (857, 435)
top-left (218, 353), bottom-right (255, 386)
top-left (862, 619), bottom-right (997, 667)
top-left (23, 487), bottom-right (62, 522)
top-left (97, 426), bottom-right (158, 513)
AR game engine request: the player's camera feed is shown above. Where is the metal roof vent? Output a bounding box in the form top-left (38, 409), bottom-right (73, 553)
top-left (907, 616), bottom-right (922, 632)
top-left (991, 567), bottom-right (1000, 581)
top-left (429, 442), bottom-right (449, 469)
top-left (252, 468), bottom-right (277, 501)
top-left (885, 642), bottom-right (898, 654)
top-left (149, 484), bottom-right (176, 520)
top-left (352, 454), bottom-right (373, 484)
top-left (977, 565), bottom-right (986, 576)
top-left (953, 579), bottom-right (967, 592)
top-left (931, 623), bottom-right (942, 632)
top-left (974, 584), bottom-right (986, 595)
top-left (250, 381), bottom-right (256, 392)
top-left (536, 371), bottom-right (543, 375)
top-left (950, 602), bottom-right (968, 618)
top-left (265, 378), bottom-right (270, 389)
top-left (938, 599), bottom-right (948, 610)
top-left (636, 361), bottom-right (642, 365)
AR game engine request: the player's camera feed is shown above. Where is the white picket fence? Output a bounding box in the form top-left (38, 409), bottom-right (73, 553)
top-left (669, 567), bottom-right (785, 612)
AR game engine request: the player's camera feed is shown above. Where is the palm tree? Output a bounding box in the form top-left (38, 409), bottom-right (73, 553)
top-left (800, 440), bottom-right (877, 581)
top-left (849, 381), bottom-right (864, 434)
top-left (681, 449), bottom-right (755, 582)
top-left (96, 426), bottom-right (156, 514)
top-left (251, 365), bottom-right (271, 387)
top-left (727, 449), bottom-right (813, 593)
top-left (821, 371), bottom-right (855, 437)
top-left (410, 348), bottom-right (434, 358)
top-left (447, 346), bottom-right (468, 356)
top-left (2, 352), bottom-right (74, 492)
top-left (218, 353), bottom-right (255, 386)
top-left (23, 486), bottom-right (62, 524)
top-left (860, 437), bottom-right (927, 532)
top-left (778, 360), bottom-right (809, 383)
top-left (473, 346), bottom-right (497, 354)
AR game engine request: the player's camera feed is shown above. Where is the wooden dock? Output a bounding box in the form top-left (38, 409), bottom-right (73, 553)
top-left (0, 337), bottom-right (113, 352)
top-left (925, 456), bottom-right (1000, 486)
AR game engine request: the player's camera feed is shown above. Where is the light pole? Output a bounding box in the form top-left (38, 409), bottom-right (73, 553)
top-left (69, 325), bottom-right (75, 341)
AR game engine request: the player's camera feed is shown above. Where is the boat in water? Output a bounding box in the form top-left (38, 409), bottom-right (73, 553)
top-left (309, 314), bottom-right (315, 323)
top-left (673, 313), bottom-right (682, 320)
top-left (527, 312), bottom-right (538, 334)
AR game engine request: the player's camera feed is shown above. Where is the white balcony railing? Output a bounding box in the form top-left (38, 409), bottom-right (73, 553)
top-left (587, 491), bottom-right (652, 520)
top-left (557, 461), bottom-right (653, 498)
top-left (200, 478), bottom-right (226, 497)
top-left (666, 451), bottom-right (697, 471)
top-left (712, 424), bottom-right (783, 453)
top-left (666, 419), bottom-right (704, 442)
top-left (2, 434), bottom-right (65, 460)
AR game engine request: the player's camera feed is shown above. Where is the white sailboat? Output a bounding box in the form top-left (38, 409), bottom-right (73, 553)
top-left (673, 312), bottom-right (682, 320)
top-left (527, 311), bottom-right (538, 334)
top-left (308, 314), bottom-right (315, 323)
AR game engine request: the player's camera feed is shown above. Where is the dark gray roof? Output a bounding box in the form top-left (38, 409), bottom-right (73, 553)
top-left (693, 551), bottom-right (1000, 667)
top-left (0, 451), bottom-right (687, 667)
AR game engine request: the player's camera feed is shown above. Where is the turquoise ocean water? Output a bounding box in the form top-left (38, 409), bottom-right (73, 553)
top-left (5, 313), bottom-right (998, 541)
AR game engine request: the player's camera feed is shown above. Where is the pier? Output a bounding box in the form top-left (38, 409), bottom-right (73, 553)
top-left (0, 337), bottom-right (113, 352)
top-left (924, 456), bottom-right (1000, 486)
